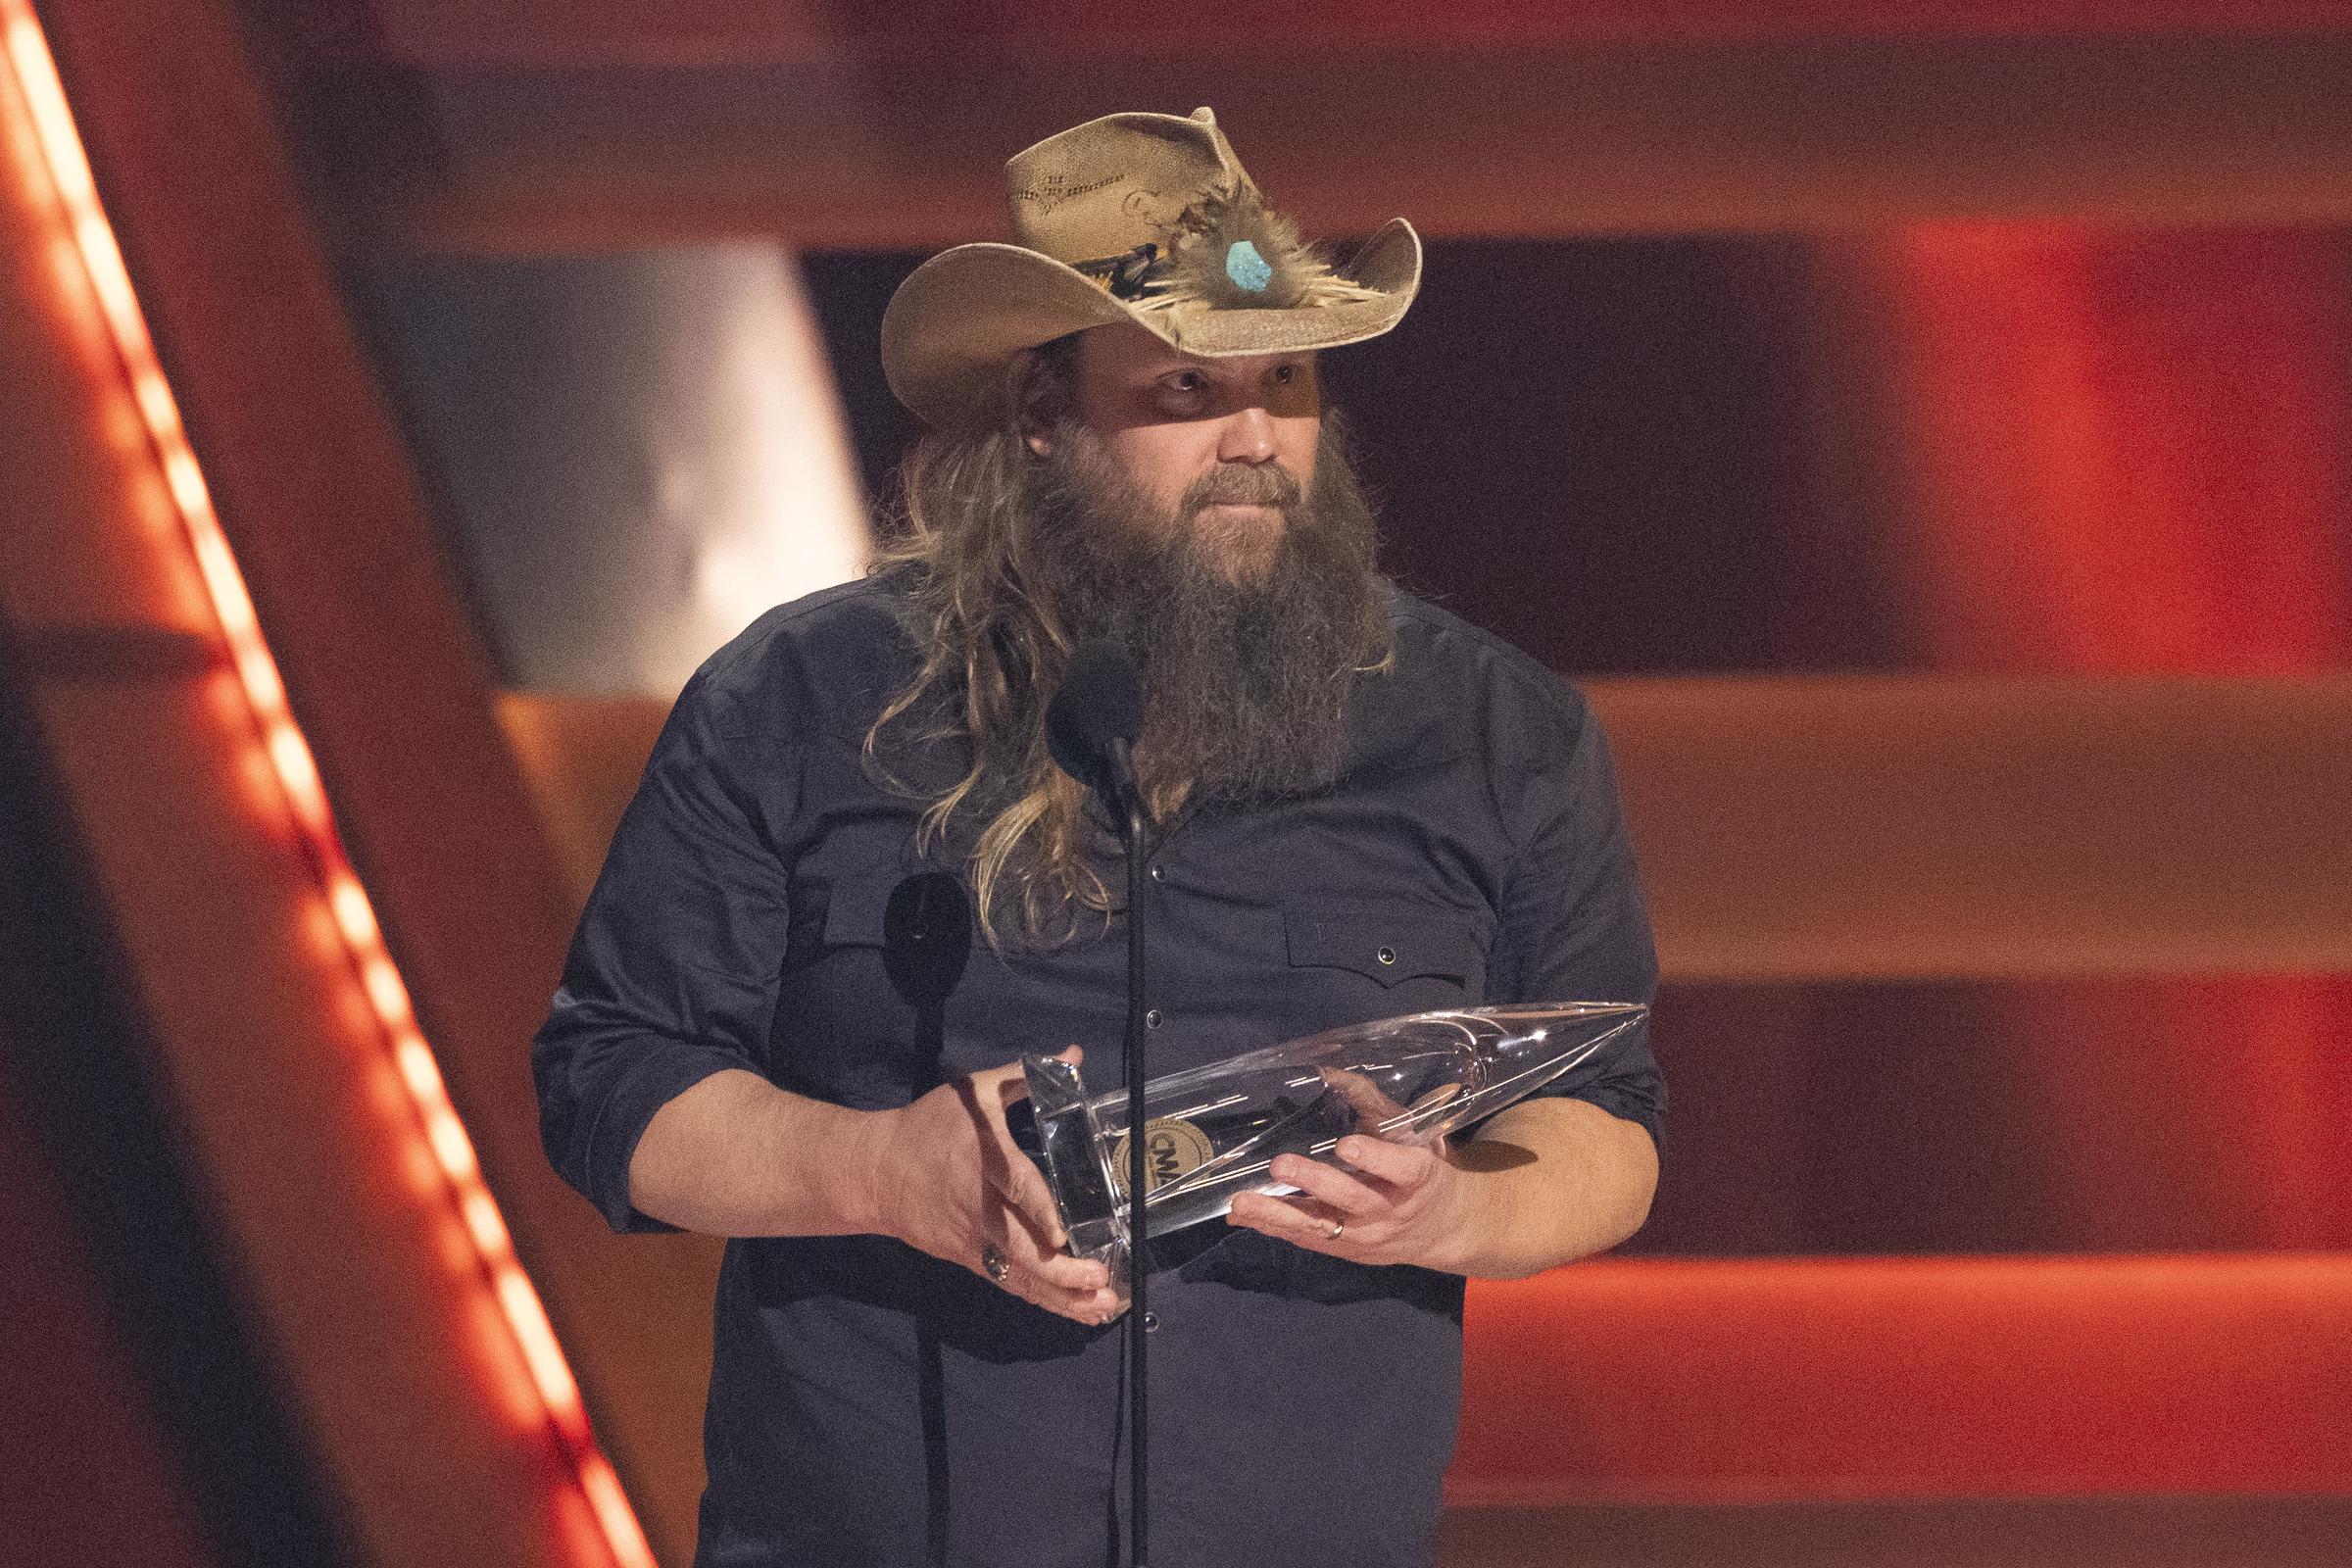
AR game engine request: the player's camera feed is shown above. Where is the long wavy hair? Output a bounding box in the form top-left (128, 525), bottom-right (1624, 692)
top-left (861, 346), bottom-right (1132, 946)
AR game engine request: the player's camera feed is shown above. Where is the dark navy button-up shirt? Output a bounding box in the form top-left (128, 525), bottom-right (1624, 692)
top-left (533, 573), bottom-right (1662, 1568)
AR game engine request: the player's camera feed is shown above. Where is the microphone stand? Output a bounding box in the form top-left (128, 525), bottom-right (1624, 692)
top-left (1104, 736), bottom-right (1151, 1567)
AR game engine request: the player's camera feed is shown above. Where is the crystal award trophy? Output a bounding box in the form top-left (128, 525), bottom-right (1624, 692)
top-left (1017, 1001), bottom-right (1646, 1292)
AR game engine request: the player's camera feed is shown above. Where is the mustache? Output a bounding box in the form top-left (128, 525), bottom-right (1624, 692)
top-left (1183, 462), bottom-right (1302, 514)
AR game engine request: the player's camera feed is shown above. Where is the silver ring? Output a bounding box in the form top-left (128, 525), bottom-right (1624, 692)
top-left (1326, 1219), bottom-right (1345, 1242)
top-left (980, 1244), bottom-right (1010, 1284)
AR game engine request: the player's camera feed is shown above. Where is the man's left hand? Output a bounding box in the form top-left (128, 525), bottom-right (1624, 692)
top-left (1225, 1134), bottom-right (1471, 1273)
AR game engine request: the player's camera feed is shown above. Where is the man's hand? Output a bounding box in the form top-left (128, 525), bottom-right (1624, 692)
top-left (868, 1047), bottom-right (1121, 1325)
top-left (1225, 1134), bottom-right (1476, 1273)
top-left (1224, 1096), bottom-right (1660, 1279)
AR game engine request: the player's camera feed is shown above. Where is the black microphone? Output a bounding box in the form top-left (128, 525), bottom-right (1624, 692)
top-left (1043, 637), bottom-right (1155, 1566)
top-left (1046, 639), bottom-right (1144, 811)
top-left (880, 871), bottom-right (972, 1017)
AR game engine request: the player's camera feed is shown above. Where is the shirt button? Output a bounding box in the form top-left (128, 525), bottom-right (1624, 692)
top-left (1145, 1008), bottom-right (1163, 1029)
top-left (1149, 863), bottom-right (1165, 883)
top-left (1377, 946), bottom-right (1397, 966)
top-left (1142, 1311), bottom-right (1159, 1333)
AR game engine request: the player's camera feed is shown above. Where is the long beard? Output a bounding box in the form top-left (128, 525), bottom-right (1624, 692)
top-left (1020, 411), bottom-right (1388, 805)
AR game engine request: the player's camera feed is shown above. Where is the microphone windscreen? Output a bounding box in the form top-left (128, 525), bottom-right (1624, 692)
top-left (1046, 640), bottom-right (1144, 792)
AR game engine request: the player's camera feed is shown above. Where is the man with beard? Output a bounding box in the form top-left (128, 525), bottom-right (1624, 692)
top-left (533, 109), bottom-right (1662, 1567)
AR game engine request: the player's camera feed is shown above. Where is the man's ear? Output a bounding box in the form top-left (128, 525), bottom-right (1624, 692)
top-left (1008, 348), bottom-right (1064, 458)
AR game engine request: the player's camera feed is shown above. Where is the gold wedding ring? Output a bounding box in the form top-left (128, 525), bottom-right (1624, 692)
top-left (1326, 1219), bottom-right (1345, 1242)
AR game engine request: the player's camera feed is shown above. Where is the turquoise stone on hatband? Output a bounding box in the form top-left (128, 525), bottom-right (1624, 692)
top-left (1225, 240), bottom-right (1272, 293)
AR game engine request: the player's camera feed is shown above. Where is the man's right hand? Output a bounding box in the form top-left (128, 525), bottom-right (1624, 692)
top-left (867, 1046), bottom-right (1120, 1326)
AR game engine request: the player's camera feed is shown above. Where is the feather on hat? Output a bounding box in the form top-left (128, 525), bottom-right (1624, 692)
top-left (1129, 180), bottom-right (1384, 315)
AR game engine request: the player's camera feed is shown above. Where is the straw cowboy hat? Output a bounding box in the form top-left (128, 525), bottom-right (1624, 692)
top-left (881, 107), bottom-right (1422, 426)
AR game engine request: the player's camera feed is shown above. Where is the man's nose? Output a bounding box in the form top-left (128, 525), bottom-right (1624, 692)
top-left (1216, 405), bottom-right (1277, 465)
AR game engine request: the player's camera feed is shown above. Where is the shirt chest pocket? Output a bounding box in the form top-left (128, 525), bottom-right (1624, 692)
top-left (1280, 906), bottom-right (1488, 1017)
top-left (767, 876), bottom-right (955, 1107)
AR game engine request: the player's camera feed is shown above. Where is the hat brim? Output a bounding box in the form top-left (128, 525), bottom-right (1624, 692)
top-left (881, 219), bottom-right (1422, 426)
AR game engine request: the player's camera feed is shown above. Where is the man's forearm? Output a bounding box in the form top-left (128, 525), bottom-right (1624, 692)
top-left (627, 1068), bottom-right (889, 1237)
top-left (1445, 1096), bottom-right (1659, 1279)
top-left (628, 1057), bottom-right (1119, 1320)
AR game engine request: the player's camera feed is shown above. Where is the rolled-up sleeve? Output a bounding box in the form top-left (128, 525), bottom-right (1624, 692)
top-left (531, 659), bottom-right (797, 1232)
top-left (1486, 695), bottom-right (1666, 1155)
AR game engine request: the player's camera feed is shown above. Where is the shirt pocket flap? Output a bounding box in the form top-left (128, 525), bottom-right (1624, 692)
top-left (1283, 908), bottom-right (1481, 989)
top-left (819, 878), bottom-right (895, 948)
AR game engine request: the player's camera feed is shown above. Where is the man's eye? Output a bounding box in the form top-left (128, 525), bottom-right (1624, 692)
top-left (1169, 372), bottom-right (1203, 394)
top-left (1273, 365), bottom-right (1296, 385)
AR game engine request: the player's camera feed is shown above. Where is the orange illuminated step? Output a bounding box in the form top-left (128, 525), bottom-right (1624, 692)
top-left (1452, 1253), bottom-right (2352, 1504)
top-left (1589, 675), bottom-right (2352, 979)
top-left (504, 676), bottom-right (2352, 980)
top-left (336, 28), bottom-right (2352, 248)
